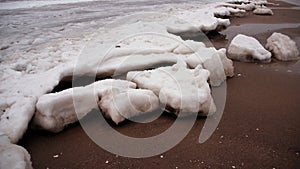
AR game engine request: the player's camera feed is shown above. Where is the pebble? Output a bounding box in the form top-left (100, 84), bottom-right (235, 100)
top-left (105, 160), bottom-right (109, 164)
top-left (232, 166), bottom-right (236, 169)
top-left (53, 155), bottom-right (59, 158)
top-left (160, 155), bottom-right (164, 159)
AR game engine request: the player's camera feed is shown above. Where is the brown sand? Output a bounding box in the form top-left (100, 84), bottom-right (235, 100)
top-left (19, 1), bottom-right (300, 168)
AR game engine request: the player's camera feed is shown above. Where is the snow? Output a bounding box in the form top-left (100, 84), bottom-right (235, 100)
top-left (33, 79), bottom-right (135, 132)
top-left (228, 34), bottom-right (272, 62)
top-left (266, 32), bottom-right (299, 61)
top-left (127, 62), bottom-right (216, 116)
top-left (253, 6), bottom-right (274, 15)
top-left (0, 134), bottom-right (32, 169)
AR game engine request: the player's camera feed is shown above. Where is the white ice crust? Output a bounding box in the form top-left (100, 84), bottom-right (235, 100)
top-left (0, 1), bottom-right (250, 167)
top-left (127, 62), bottom-right (216, 116)
top-left (0, 134), bottom-right (32, 169)
top-left (253, 5), bottom-right (274, 15)
top-left (0, 0), bottom-right (275, 167)
top-left (33, 79), bottom-right (138, 132)
top-left (99, 87), bottom-right (159, 124)
top-left (266, 32), bottom-right (299, 61)
top-left (228, 34), bottom-right (272, 62)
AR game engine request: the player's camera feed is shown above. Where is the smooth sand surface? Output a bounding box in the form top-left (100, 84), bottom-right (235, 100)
top-left (19, 1), bottom-right (300, 168)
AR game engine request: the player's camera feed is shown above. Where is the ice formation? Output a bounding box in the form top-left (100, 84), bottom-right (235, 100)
top-left (167, 7), bottom-right (231, 34)
top-left (0, 0), bottom-right (254, 167)
top-left (0, 134), bottom-right (32, 169)
top-left (99, 87), bottom-right (159, 124)
top-left (266, 32), bottom-right (299, 61)
top-left (33, 80), bottom-right (137, 132)
top-left (127, 62), bottom-right (216, 116)
top-left (253, 6), bottom-right (274, 15)
top-left (228, 34), bottom-right (272, 62)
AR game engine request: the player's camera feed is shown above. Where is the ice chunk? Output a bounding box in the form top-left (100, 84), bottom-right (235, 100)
top-left (127, 62), bottom-right (216, 116)
top-left (222, 2), bottom-right (256, 11)
top-left (217, 48), bottom-right (235, 78)
top-left (0, 97), bottom-right (36, 144)
top-left (0, 134), bottom-right (32, 169)
top-left (228, 34), bottom-right (272, 62)
top-left (181, 43), bottom-right (234, 86)
top-left (33, 79), bottom-right (135, 132)
top-left (266, 32), bottom-right (299, 61)
top-left (253, 6), bottom-right (274, 15)
top-left (99, 88), bottom-right (159, 124)
top-left (168, 8), bottom-right (231, 34)
top-left (173, 40), bottom-right (206, 55)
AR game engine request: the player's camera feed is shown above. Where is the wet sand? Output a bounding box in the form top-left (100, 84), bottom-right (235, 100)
top-left (19, 1), bottom-right (300, 168)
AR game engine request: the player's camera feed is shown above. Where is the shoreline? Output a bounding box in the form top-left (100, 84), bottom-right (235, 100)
top-left (18, 0), bottom-right (300, 168)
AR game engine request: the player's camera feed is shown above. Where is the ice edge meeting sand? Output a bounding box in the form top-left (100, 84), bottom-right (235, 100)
top-left (1, 0), bottom-right (298, 168)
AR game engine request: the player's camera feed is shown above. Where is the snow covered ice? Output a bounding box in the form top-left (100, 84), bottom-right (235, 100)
top-left (0, 134), bottom-right (32, 169)
top-left (266, 32), bottom-right (299, 61)
top-left (99, 85), bottom-right (160, 124)
top-left (253, 5), bottom-right (274, 15)
top-left (0, 0), bottom-right (271, 168)
top-left (34, 79), bottom-right (159, 131)
top-left (228, 34), bottom-right (272, 62)
top-left (127, 62), bottom-right (216, 116)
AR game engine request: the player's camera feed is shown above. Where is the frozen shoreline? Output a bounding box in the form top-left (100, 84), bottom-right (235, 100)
top-left (1, 0), bottom-right (297, 168)
top-left (0, 0), bottom-right (248, 144)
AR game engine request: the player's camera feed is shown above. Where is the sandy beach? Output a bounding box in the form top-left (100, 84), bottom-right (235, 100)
top-left (14, 0), bottom-right (300, 168)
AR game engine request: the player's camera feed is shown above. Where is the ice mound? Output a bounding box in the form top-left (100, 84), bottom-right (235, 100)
top-left (228, 34), bottom-right (272, 62)
top-left (167, 6), bottom-right (231, 34)
top-left (178, 41), bottom-right (234, 86)
top-left (222, 2), bottom-right (256, 11)
top-left (99, 87), bottom-right (159, 124)
top-left (0, 65), bottom-right (74, 143)
top-left (127, 62), bottom-right (216, 116)
top-left (78, 22), bottom-right (233, 86)
top-left (33, 79), bottom-right (135, 132)
top-left (0, 19), bottom-right (233, 143)
top-left (253, 6), bottom-right (274, 15)
top-left (0, 134), bottom-right (32, 169)
top-left (266, 32), bottom-right (299, 61)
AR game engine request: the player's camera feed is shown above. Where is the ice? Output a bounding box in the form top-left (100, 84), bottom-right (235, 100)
top-left (33, 79), bottom-right (135, 132)
top-left (0, 16), bottom-right (233, 143)
top-left (127, 62), bottom-right (216, 116)
top-left (99, 88), bottom-right (160, 124)
top-left (228, 34), bottom-right (272, 62)
top-left (0, 65), bottom-right (73, 143)
top-left (0, 1), bottom-right (242, 164)
top-left (167, 5), bottom-right (232, 34)
top-left (222, 2), bottom-right (256, 11)
top-left (76, 21), bottom-right (233, 86)
top-left (0, 134), bottom-right (32, 169)
top-left (180, 42), bottom-right (234, 86)
top-left (266, 32), bottom-right (299, 61)
top-left (0, 0), bottom-right (100, 10)
top-left (253, 6), bottom-right (274, 15)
